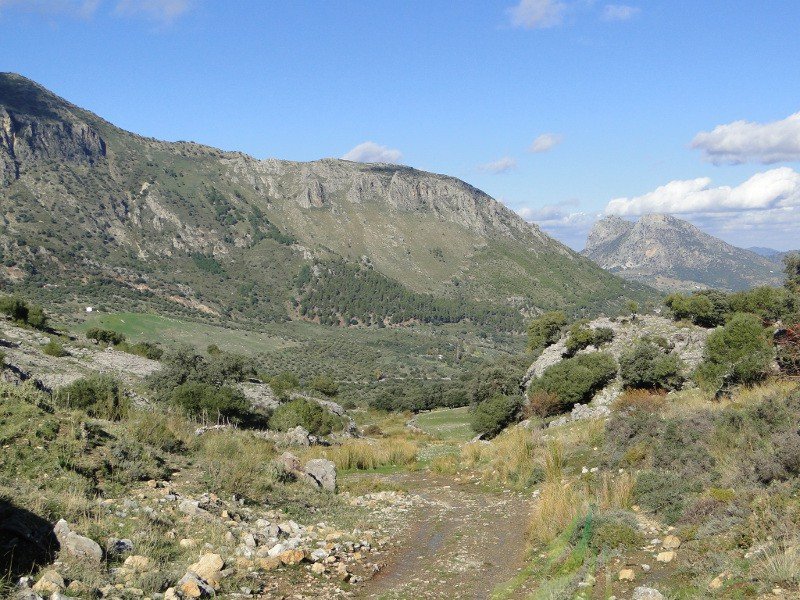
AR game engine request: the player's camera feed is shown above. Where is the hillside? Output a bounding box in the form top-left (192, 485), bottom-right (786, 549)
top-left (0, 73), bottom-right (652, 330)
top-left (583, 214), bottom-right (782, 292)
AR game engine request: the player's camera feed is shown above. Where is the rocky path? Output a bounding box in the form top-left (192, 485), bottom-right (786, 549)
top-left (358, 473), bottom-right (534, 600)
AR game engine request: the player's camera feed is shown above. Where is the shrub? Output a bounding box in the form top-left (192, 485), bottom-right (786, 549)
top-left (528, 352), bottom-right (618, 417)
top-left (470, 394), bottom-right (521, 437)
top-left (619, 338), bottom-right (683, 390)
top-left (170, 382), bottom-right (250, 422)
top-left (776, 325), bottom-right (800, 375)
top-left (56, 375), bottom-right (129, 420)
top-left (590, 510), bottom-right (642, 550)
top-left (527, 390), bottom-right (561, 418)
top-left (564, 324), bottom-right (614, 356)
top-left (468, 360), bottom-right (526, 405)
top-left (268, 398), bottom-right (342, 435)
top-left (310, 375), bottom-right (339, 397)
top-left (0, 296), bottom-right (47, 329)
top-left (42, 340), bottom-right (68, 358)
top-left (269, 372), bottom-right (300, 399)
top-left (634, 470), bottom-right (695, 524)
top-left (86, 328), bottom-right (126, 345)
top-left (198, 433), bottom-right (283, 501)
top-left (665, 290), bottom-right (730, 327)
top-left (527, 311), bottom-right (567, 351)
top-left (695, 312), bottom-right (773, 394)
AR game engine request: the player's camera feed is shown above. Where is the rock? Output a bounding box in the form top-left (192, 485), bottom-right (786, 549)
top-left (123, 555), bottom-right (151, 572)
top-left (656, 551), bottom-right (675, 563)
top-left (179, 538), bottom-right (197, 548)
top-left (709, 575), bottom-right (724, 590)
top-left (106, 538), bottom-right (134, 557)
top-left (311, 562), bottom-right (326, 575)
top-left (310, 548), bottom-right (328, 562)
top-left (32, 571), bottom-right (64, 596)
top-left (177, 573), bottom-right (214, 598)
top-left (53, 520), bottom-right (102, 563)
top-left (633, 587), bottom-right (665, 600)
top-left (662, 534), bottom-right (681, 549)
top-left (164, 589), bottom-right (179, 600)
top-left (188, 553), bottom-right (224, 583)
top-left (65, 581), bottom-right (93, 596)
top-left (278, 451), bottom-right (302, 473)
top-left (258, 557), bottom-right (282, 571)
top-left (278, 549), bottom-right (305, 565)
top-left (618, 568), bottom-right (636, 581)
top-left (304, 459), bottom-right (336, 492)
top-left (285, 426), bottom-right (312, 447)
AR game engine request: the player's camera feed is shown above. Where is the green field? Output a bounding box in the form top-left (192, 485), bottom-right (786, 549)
top-left (414, 407), bottom-right (474, 442)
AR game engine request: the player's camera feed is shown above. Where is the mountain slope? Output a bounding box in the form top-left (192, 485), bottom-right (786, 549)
top-left (583, 214), bottom-right (782, 292)
top-left (0, 73), bottom-right (653, 327)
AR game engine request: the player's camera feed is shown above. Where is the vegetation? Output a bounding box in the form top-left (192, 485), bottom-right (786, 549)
top-left (564, 323), bottom-right (614, 356)
top-left (526, 311), bottom-right (567, 352)
top-left (665, 286), bottom-right (798, 327)
top-left (55, 375), bottom-right (130, 420)
top-left (169, 381), bottom-right (250, 422)
top-left (42, 339), bottom-right (68, 357)
top-left (528, 353), bottom-right (618, 417)
top-left (269, 398), bottom-right (344, 436)
top-left (0, 295), bottom-right (48, 329)
top-left (470, 394), bottom-right (521, 438)
top-left (619, 337), bottom-right (683, 390)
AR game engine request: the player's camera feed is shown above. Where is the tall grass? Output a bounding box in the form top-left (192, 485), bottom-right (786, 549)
top-left (303, 438), bottom-right (418, 471)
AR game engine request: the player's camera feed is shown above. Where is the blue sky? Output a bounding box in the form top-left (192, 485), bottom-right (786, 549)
top-left (3, 0), bottom-right (800, 249)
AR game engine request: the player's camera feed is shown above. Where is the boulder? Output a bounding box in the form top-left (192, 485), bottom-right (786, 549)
top-left (662, 534), bottom-right (681, 549)
top-left (633, 587), bottom-right (665, 600)
top-left (188, 553), bottom-right (224, 584)
top-left (285, 426), bottom-right (312, 446)
top-left (277, 452), bottom-right (302, 473)
top-left (304, 458), bottom-right (337, 492)
top-left (618, 568), bottom-right (636, 581)
top-left (177, 573), bottom-right (214, 598)
top-left (656, 551), bottom-right (675, 563)
top-left (106, 537), bottom-right (134, 557)
top-left (53, 520), bottom-right (102, 563)
top-left (32, 571), bottom-right (64, 596)
top-left (123, 555), bottom-right (151, 572)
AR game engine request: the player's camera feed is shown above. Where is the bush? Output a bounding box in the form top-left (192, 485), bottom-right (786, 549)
top-left (468, 359), bottom-right (526, 404)
top-left (268, 398), bottom-right (342, 436)
top-left (564, 324), bottom-right (614, 356)
top-left (590, 510), bottom-right (642, 550)
top-left (470, 394), bottom-right (521, 437)
top-left (86, 327), bottom-right (126, 345)
top-left (310, 375), bottom-right (338, 397)
top-left (528, 352), bottom-right (618, 417)
top-left (619, 338), bottom-right (683, 390)
top-left (665, 290), bottom-right (729, 327)
top-left (527, 311), bottom-right (567, 351)
top-left (776, 325), bottom-right (800, 375)
top-left (170, 382), bottom-right (250, 422)
top-left (42, 340), bottom-right (68, 358)
top-left (634, 470), bottom-right (694, 524)
top-left (0, 296), bottom-right (47, 330)
top-left (269, 372), bottom-right (300, 399)
top-left (57, 375), bottom-right (130, 420)
top-left (695, 312), bottom-right (773, 394)
top-left (118, 341), bottom-right (164, 360)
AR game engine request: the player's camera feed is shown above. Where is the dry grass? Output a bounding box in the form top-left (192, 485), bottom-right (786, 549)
top-left (301, 438), bottom-right (418, 471)
top-left (528, 479), bottom-right (586, 544)
top-left (196, 431), bottom-right (281, 499)
top-left (752, 542), bottom-right (800, 584)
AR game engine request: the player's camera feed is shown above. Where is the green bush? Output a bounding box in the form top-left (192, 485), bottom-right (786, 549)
top-left (468, 359), bottom-right (526, 405)
top-left (528, 352), bottom-right (618, 416)
top-left (269, 372), bottom-right (300, 399)
top-left (665, 290), bottom-right (729, 327)
top-left (590, 511), bottom-right (643, 550)
top-left (527, 311), bottom-right (567, 351)
top-left (0, 296), bottom-right (47, 330)
top-left (619, 338), bottom-right (683, 390)
top-left (564, 324), bottom-right (614, 356)
top-left (86, 327), bottom-right (126, 345)
top-left (117, 341), bottom-right (164, 360)
top-left (268, 398), bottom-right (342, 435)
top-left (695, 312), bottom-right (773, 394)
top-left (170, 382), bottom-right (250, 422)
top-left (310, 374), bottom-right (339, 397)
top-left (57, 375), bottom-right (130, 420)
top-left (470, 394), bottom-right (521, 437)
top-left (634, 470), bottom-right (694, 524)
top-left (42, 340), bottom-right (68, 358)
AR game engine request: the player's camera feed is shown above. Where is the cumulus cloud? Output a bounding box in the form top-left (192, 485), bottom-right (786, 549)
top-left (341, 141), bottom-right (403, 164)
top-left (601, 4), bottom-right (640, 21)
top-left (478, 156), bottom-right (517, 174)
top-left (115, 0), bottom-right (190, 23)
top-left (516, 200), bottom-right (599, 249)
top-left (529, 132), bottom-right (563, 153)
top-left (605, 167), bottom-right (800, 216)
top-left (692, 112), bottom-right (800, 165)
top-left (507, 0), bottom-right (566, 29)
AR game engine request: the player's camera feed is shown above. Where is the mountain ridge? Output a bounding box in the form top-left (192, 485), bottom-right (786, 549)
top-left (583, 214), bottom-right (782, 292)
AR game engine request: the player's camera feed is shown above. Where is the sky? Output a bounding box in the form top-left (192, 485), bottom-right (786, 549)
top-left (2, 0), bottom-right (800, 250)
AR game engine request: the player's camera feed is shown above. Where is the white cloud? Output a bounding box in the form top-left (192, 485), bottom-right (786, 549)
top-left (478, 156), bottom-right (517, 174)
top-left (601, 4), bottom-right (640, 21)
top-left (529, 132), bottom-right (563, 153)
top-left (516, 200), bottom-right (598, 249)
top-left (115, 0), bottom-right (190, 23)
top-left (341, 141), bottom-right (403, 164)
top-left (692, 112), bottom-right (800, 165)
top-left (605, 167), bottom-right (800, 216)
top-left (507, 0), bottom-right (566, 29)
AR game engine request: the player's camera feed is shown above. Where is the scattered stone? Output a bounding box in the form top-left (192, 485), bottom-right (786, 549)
top-left (123, 555), bottom-right (151, 572)
top-left (279, 549), bottom-right (305, 565)
top-left (618, 568), bottom-right (636, 581)
top-left (633, 587), bottom-right (665, 600)
top-left (656, 551), bottom-right (676, 563)
top-left (178, 573), bottom-right (214, 598)
top-left (32, 571), bottom-right (65, 596)
top-left (662, 535), bottom-right (681, 549)
top-left (188, 553), bottom-right (224, 584)
top-left (311, 563), bottom-right (326, 575)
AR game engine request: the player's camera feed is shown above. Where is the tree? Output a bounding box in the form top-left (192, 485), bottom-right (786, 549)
top-left (310, 374), bottom-right (339, 397)
top-left (695, 312), bottom-right (773, 394)
top-left (785, 253), bottom-right (800, 295)
top-left (619, 339), bottom-right (683, 390)
top-left (527, 311), bottom-right (567, 351)
top-left (471, 394), bottom-right (521, 437)
top-left (528, 352), bottom-right (618, 417)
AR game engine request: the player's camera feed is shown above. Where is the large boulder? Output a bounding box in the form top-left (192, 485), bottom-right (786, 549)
top-left (53, 519), bottom-right (102, 563)
top-left (304, 459), bottom-right (337, 492)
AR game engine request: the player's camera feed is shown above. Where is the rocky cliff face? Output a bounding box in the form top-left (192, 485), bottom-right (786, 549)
top-left (583, 214), bottom-right (782, 292)
top-left (0, 72), bottom-right (653, 322)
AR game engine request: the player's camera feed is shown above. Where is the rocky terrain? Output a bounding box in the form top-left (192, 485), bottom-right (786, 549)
top-left (583, 214), bottom-right (782, 292)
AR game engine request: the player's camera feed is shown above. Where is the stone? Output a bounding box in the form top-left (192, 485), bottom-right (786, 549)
top-left (278, 452), bottom-right (302, 473)
top-left (258, 556), bottom-right (282, 571)
top-left (188, 553), bottom-right (224, 583)
top-left (304, 459), bottom-right (337, 492)
top-left (164, 588), bottom-right (180, 600)
top-left (178, 573), bottom-right (214, 598)
top-left (709, 575), bottom-right (724, 590)
top-left (106, 537), bottom-right (134, 557)
top-left (656, 551), bottom-right (675, 563)
top-left (53, 520), bottom-right (102, 563)
top-left (632, 587), bottom-right (665, 600)
top-left (32, 571), bottom-right (64, 595)
top-left (123, 555), bottom-right (151, 572)
top-left (278, 549), bottom-right (305, 565)
top-left (179, 538), bottom-right (197, 548)
top-left (662, 535), bottom-right (681, 549)
top-left (311, 562), bottom-right (326, 575)
top-left (285, 426), bottom-right (311, 447)
top-left (618, 568), bottom-right (636, 581)
top-left (65, 581), bottom-right (92, 596)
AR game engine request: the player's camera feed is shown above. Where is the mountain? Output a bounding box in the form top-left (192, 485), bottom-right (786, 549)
top-left (583, 214), bottom-right (783, 292)
top-left (0, 73), bottom-right (653, 329)
top-left (748, 247), bottom-right (799, 264)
